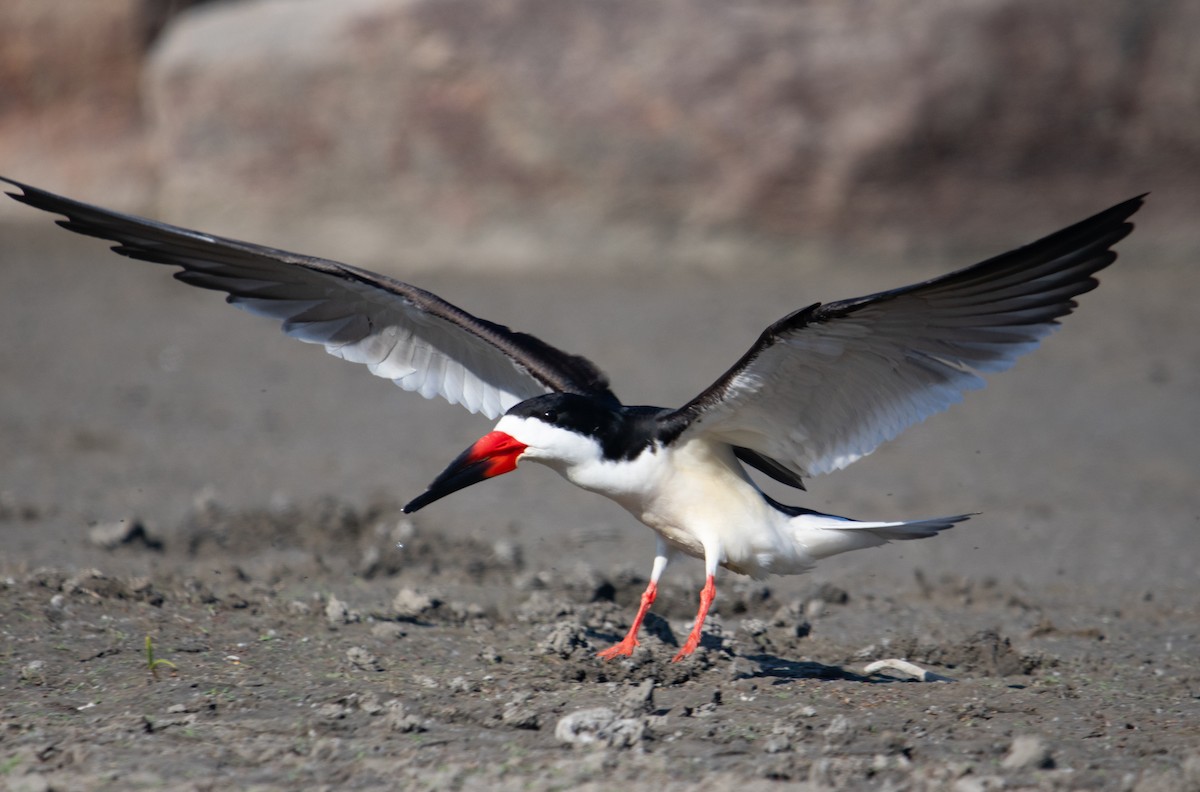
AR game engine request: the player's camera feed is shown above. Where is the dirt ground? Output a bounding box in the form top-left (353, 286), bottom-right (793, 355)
top-left (1, 216), bottom-right (1198, 791)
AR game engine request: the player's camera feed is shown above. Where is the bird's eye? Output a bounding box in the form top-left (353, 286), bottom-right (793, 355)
top-left (542, 409), bottom-right (558, 423)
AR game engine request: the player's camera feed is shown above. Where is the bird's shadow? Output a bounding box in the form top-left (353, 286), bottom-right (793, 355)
top-left (590, 619), bottom-right (883, 683)
top-left (738, 652), bottom-right (875, 684)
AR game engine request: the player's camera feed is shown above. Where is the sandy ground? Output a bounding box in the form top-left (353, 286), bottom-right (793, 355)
top-left (1, 213), bottom-right (1198, 791)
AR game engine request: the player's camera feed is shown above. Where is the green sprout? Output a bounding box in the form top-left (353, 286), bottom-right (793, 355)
top-left (145, 635), bottom-right (177, 679)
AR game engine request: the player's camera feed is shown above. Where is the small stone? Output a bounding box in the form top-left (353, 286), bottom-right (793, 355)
top-left (87, 519), bottom-right (163, 551)
top-left (502, 707), bottom-right (541, 730)
top-left (502, 695), bottom-right (542, 730)
top-left (392, 587), bottom-right (440, 619)
top-left (27, 568), bottom-right (67, 591)
top-left (811, 583), bottom-right (849, 604)
top-left (62, 569), bottom-right (101, 593)
top-left (448, 600), bottom-right (485, 621)
top-left (357, 545), bottom-right (382, 577)
top-left (492, 539), bottom-right (523, 567)
top-left (383, 699), bottom-right (426, 733)
top-left (823, 714), bottom-right (856, 747)
top-left (1001, 735), bottom-right (1054, 770)
top-left (315, 702), bottom-right (352, 720)
top-left (770, 601), bottom-right (812, 637)
top-left (764, 735), bottom-right (791, 754)
top-left (740, 618), bottom-right (770, 637)
top-left (287, 599), bottom-right (311, 616)
top-left (20, 660), bottom-right (47, 685)
top-left (617, 677), bottom-right (656, 717)
top-left (538, 621), bottom-right (590, 658)
top-left (325, 595), bottom-right (353, 626)
top-left (356, 692), bottom-right (384, 715)
top-left (555, 707), bottom-right (645, 749)
top-left (346, 646), bottom-right (384, 672)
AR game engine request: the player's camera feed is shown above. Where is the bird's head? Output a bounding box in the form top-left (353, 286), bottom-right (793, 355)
top-left (402, 393), bottom-right (627, 513)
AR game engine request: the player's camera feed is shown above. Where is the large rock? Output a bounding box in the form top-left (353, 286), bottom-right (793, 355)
top-left (142, 0), bottom-right (1199, 271)
top-left (4, 0), bottom-right (1198, 267)
top-left (0, 0), bottom-right (154, 211)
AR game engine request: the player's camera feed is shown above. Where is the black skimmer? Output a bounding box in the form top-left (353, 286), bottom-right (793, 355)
top-left (2, 177), bottom-right (1142, 661)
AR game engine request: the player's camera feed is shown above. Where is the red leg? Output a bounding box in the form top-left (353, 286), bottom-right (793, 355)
top-left (597, 580), bottom-right (658, 659)
top-left (672, 575), bottom-right (716, 661)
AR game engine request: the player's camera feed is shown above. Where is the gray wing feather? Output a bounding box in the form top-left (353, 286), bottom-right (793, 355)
top-left (4, 177), bottom-right (616, 419)
top-left (661, 196), bottom-right (1144, 480)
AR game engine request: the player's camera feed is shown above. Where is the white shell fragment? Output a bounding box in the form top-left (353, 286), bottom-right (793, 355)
top-left (863, 658), bottom-right (956, 682)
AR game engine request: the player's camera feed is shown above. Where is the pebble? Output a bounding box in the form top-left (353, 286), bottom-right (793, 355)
top-left (1001, 734), bottom-right (1054, 770)
top-left (538, 621), bottom-right (590, 658)
top-left (63, 569), bottom-right (113, 596)
top-left (823, 714), bottom-right (857, 747)
top-left (383, 699), bottom-right (426, 733)
top-left (554, 707), bottom-right (645, 749)
top-left (763, 735), bottom-right (791, 754)
top-left (19, 660), bottom-right (47, 685)
top-left (617, 677), bottom-right (656, 717)
top-left (325, 595), bottom-right (354, 626)
top-left (353, 691), bottom-right (384, 715)
top-left (287, 599), bottom-right (311, 616)
top-left (392, 587), bottom-right (441, 619)
top-left (739, 618), bottom-right (770, 637)
top-left (87, 519), bottom-right (162, 551)
top-left (502, 695), bottom-right (542, 730)
top-left (346, 646), bottom-right (384, 672)
top-left (492, 539), bottom-right (523, 567)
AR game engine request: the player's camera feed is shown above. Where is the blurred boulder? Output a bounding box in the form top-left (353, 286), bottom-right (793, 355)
top-left (3, 0), bottom-right (1198, 268)
top-left (0, 0), bottom-right (153, 209)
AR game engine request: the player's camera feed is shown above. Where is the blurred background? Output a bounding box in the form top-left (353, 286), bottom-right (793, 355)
top-left (1, 0), bottom-right (1196, 592)
top-left (1, 0), bottom-right (1198, 271)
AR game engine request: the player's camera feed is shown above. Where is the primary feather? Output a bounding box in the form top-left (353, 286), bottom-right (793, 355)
top-left (2, 177), bottom-right (615, 419)
top-left (661, 195), bottom-right (1143, 480)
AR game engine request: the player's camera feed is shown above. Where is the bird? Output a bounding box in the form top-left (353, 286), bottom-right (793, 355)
top-left (2, 176), bottom-right (1142, 661)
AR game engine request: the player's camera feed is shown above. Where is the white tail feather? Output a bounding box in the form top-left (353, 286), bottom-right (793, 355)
top-left (789, 511), bottom-right (972, 561)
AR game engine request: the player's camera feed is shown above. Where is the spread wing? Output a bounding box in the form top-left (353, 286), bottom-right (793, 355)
top-left (659, 195), bottom-right (1144, 481)
top-left (3, 177), bottom-right (615, 418)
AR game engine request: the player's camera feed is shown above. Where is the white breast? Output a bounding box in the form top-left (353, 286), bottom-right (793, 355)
top-left (587, 437), bottom-right (807, 578)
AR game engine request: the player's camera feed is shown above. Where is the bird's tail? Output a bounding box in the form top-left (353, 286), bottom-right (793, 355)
top-left (784, 506), bottom-right (973, 561)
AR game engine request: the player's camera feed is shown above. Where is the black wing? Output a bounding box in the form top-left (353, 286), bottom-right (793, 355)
top-left (3, 177), bottom-right (616, 418)
top-left (660, 195), bottom-right (1144, 480)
